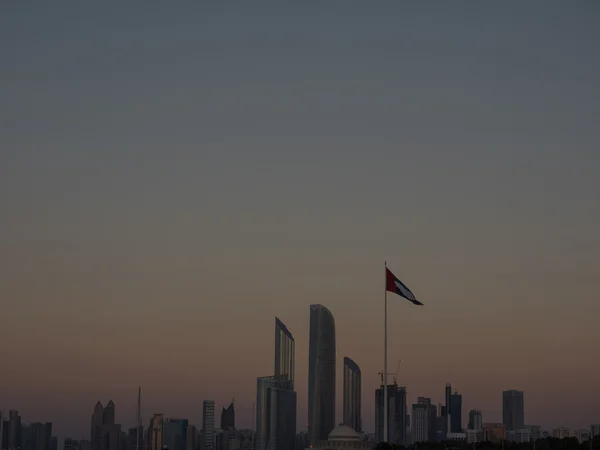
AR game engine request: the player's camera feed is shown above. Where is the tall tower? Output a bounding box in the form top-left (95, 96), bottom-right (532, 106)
top-left (308, 304), bottom-right (336, 445)
top-left (103, 401), bottom-right (116, 425)
top-left (256, 317), bottom-right (297, 450)
top-left (375, 385), bottom-right (406, 445)
top-left (91, 402), bottom-right (104, 450)
top-left (342, 357), bottom-right (361, 433)
top-left (202, 401), bottom-right (215, 450)
top-left (150, 414), bottom-right (164, 450)
top-left (449, 391), bottom-right (462, 433)
top-left (444, 384), bottom-right (451, 435)
top-left (274, 317), bottom-right (295, 389)
top-left (220, 402), bottom-right (235, 431)
top-left (502, 390), bottom-right (524, 431)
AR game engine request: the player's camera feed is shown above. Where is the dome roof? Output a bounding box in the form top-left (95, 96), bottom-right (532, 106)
top-left (328, 425), bottom-right (361, 441)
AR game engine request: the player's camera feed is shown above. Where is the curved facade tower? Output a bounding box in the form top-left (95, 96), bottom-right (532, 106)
top-left (308, 304), bottom-right (336, 445)
top-left (343, 357), bottom-right (361, 432)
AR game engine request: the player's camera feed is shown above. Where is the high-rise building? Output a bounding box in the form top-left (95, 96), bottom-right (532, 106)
top-left (256, 317), bottom-right (297, 450)
top-left (202, 402), bottom-right (215, 450)
top-left (308, 304), bottom-right (336, 445)
top-left (8, 410), bottom-right (22, 450)
top-left (267, 387), bottom-right (297, 450)
top-left (186, 426), bottom-right (197, 450)
top-left (149, 414), bottom-right (164, 450)
top-left (91, 403), bottom-right (104, 450)
top-left (274, 317), bottom-right (295, 389)
top-left (28, 423), bottom-right (52, 450)
top-left (220, 403), bottom-right (235, 431)
top-left (342, 357), bottom-right (361, 433)
top-left (449, 391), bottom-right (462, 433)
top-left (103, 402), bottom-right (116, 426)
top-left (256, 377), bottom-right (277, 450)
top-left (1, 416), bottom-right (7, 450)
top-left (444, 384), bottom-right (451, 436)
top-left (412, 404), bottom-right (430, 443)
top-left (163, 419), bottom-right (188, 450)
top-left (468, 410), bottom-right (483, 431)
top-left (502, 390), bottom-right (524, 431)
top-left (375, 384), bottom-right (407, 445)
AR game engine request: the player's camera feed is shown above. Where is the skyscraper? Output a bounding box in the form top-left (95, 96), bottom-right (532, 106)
top-left (256, 317), bottom-right (297, 450)
top-left (202, 402), bottom-right (215, 450)
top-left (343, 357), bottom-right (362, 433)
top-left (90, 403), bottom-right (104, 450)
top-left (412, 404), bottom-right (430, 443)
top-left (375, 385), bottom-right (407, 445)
top-left (103, 402), bottom-right (115, 426)
top-left (163, 419), bottom-right (188, 450)
top-left (449, 391), bottom-right (462, 433)
top-left (468, 410), bottom-right (483, 431)
top-left (220, 403), bottom-right (235, 431)
top-left (7, 411), bottom-right (21, 450)
top-left (502, 390), bottom-right (524, 431)
top-left (256, 377), bottom-right (277, 450)
top-left (274, 317), bottom-right (295, 389)
top-left (444, 384), bottom-right (451, 436)
top-left (308, 304), bottom-right (336, 445)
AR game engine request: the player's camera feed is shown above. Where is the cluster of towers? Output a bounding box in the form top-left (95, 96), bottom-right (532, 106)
top-left (255, 304), bottom-right (362, 450)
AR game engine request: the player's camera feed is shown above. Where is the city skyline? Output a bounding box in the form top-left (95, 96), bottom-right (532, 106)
top-left (2, 1), bottom-right (600, 442)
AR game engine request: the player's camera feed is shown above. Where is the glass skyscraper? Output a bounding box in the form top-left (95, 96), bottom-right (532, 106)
top-left (343, 357), bottom-right (361, 433)
top-left (275, 317), bottom-right (295, 389)
top-left (255, 317), bottom-right (297, 450)
top-left (308, 304), bottom-right (336, 445)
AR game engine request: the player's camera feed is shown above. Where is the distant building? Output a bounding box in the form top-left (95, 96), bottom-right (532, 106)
top-left (202, 402), bottom-right (215, 450)
top-left (149, 414), bottom-right (164, 450)
top-left (163, 419), bottom-right (188, 450)
top-left (306, 425), bottom-right (372, 450)
top-left (375, 384), bottom-right (407, 445)
top-left (104, 402), bottom-right (116, 426)
top-left (509, 429), bottom-right (531, 443)
top-left (449, 391), bottom-right (462, 433)
top-left (591, 425), bottom-right (600, 437)
top-left (502, 390), bottom-right (524, 431)
top-left (342, 357), bottom-right (362, 433)
top-left (186, 425), bottom-right (197, 450)
top-left (553, 428), bottom-right (570, 439)
top-left (308, 305), bottom-right (336, 445)
top-left (483, 423), bottom-right (505, 443)
top-left (256, 318), bottom-right (297, 450)
top-left (468, 410), bottom-right (482, 431)
top-left (220, 404), bottom-right (235, 431)
top-left (574, 429), bottom-right (591, 443)
top-left (411, 404), bottom-right (430, 443)
top-left (466, 430), bottom-right (483, 444)
top-left (446, 433), bottom-right (466, 442)
top-left (527, 426), bottom-right (541, 441)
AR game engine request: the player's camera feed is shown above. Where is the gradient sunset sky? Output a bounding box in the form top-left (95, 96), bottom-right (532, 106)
top-left (1, 1), bottom-right (599, 439)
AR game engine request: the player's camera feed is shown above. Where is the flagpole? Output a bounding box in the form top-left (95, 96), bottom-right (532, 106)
top-left (383, 261), bottom-right (388, 443)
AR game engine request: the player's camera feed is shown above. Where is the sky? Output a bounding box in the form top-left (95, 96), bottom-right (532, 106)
top-left (1, 1), bottom-right (600, 440)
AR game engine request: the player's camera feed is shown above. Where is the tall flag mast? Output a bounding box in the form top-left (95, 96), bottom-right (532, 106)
top-left (383, 262), bottom-right (422, 443)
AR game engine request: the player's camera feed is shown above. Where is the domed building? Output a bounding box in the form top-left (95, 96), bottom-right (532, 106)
top-left (307, 425), bottom-right (373, 450)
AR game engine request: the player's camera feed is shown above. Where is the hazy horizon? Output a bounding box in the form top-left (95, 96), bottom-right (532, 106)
top-left (1, 1), bottom-right (599, 440)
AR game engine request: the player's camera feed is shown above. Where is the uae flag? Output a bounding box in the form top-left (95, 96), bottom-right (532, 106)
top-left (386, 267), bottom-right (423, 305)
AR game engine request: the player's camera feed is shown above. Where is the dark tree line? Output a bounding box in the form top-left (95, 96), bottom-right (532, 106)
top-left (374, 437), bottom-right (600, 450)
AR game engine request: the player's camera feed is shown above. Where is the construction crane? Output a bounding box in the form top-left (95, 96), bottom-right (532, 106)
top-left (378, 359), bottom-right (401, 386)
